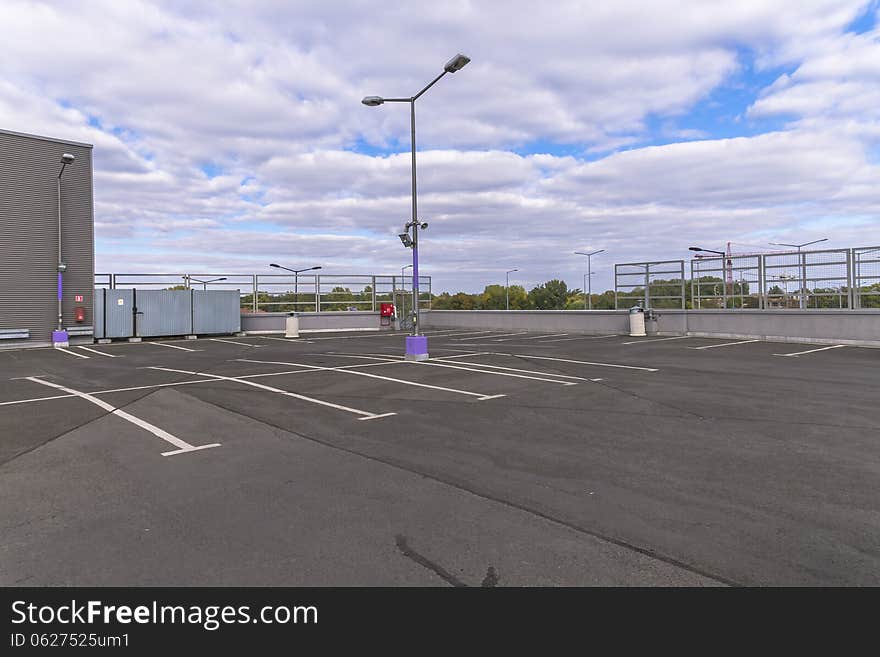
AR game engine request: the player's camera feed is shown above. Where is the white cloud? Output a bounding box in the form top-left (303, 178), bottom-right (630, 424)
top-left (1, 0), bottom-right (878, 293)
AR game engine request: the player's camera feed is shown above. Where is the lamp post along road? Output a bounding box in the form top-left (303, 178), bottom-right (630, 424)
top-left (689, 246), bottom-right (728, 308)
top-left (574, 249), bottom-right (604, 310)
top-left (505, 269), bottom-right (518, 310)
top-left (269, 264), bottom-right (322, 311)
top-left (363, 53), bottom-right (470, 360)
top-left (187, 276), bottom-right (227, 291)
top-left (53, 153), bottom-right (75, 347)
top-left (769, 239), bottom-right (828, 309)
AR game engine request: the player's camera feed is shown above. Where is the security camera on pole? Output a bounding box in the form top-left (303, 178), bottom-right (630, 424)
top-left (363, 53), bottom-right (471, 361)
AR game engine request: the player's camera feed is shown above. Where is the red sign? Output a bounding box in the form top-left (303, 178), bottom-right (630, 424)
top-left (74, 294), bottom-right (84, 302)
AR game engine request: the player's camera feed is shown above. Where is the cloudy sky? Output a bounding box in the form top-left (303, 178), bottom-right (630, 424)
top-left (2, 0), bottom-right (879, 293)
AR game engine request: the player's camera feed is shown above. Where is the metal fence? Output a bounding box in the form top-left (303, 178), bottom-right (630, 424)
top-left (617, 245), bottom-right (880, 310)
top-left (95, 273), bottom-right (432, 313)
top-left (854, 246), bottom-right (880, 309)
top-left (614, 260), bottom-right (686, 309)
top-left (692, 254), bottom-right (762, 309)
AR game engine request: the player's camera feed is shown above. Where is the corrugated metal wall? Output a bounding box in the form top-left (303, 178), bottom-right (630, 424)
top-left (0, 129), bottom-right (94, 345)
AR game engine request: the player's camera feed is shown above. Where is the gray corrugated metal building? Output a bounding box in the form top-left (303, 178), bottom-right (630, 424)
top-left (0, 129), bottom-right (94, 347)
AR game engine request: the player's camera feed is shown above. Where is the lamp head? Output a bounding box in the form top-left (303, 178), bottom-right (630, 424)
top-left (398, 233), bottom-right (413, 248)
top-left (688, 247), bottom-right (702, 252)
top-left (444, 53), bottom-right (470, 73)
top-left (362, 96), bottom-right (385, 107)
top-left (269, 263), bottom-right (280, 268)
top-left (61, 153), bottom-right (75, 165)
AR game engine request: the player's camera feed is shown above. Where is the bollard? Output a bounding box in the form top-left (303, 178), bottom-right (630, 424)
top-left (285, 312), bottom-right (300, 338)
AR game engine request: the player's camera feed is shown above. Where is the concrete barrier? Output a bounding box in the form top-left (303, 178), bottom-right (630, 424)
top-left (421, 309), bottom-right (880, 347)
top-left (241, 311), bottom-right (391, 335)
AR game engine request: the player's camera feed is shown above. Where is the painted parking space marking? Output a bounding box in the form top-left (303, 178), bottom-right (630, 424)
top-left (24, 376), bottom-right (220, 456)
top-left (431, 330), bottom-right (496, 338)
top-left (689, 339), bottom-right (761, 350)
top-left (55, 347), bottom-right (89, 359)
top-left (432, 357), bottom-right (594, 381)
top-left (620, 336), bottom-right (692, 345)
top-left (510, 354), bottom-right (659, 372)
top-left (238, 358), bottom-right (504, 401)
top-left (455, 332), bottom-right (527, 341)
top-left (773, 344), bottom-right (846, 357)
top-left (209, 338), bottom-right (263, 347)
top-left (327, 354), bottom-right (577, 386)
top-left (149, 366), bottom-right (395, 421)
top-left (76, 346), bottom-right (121, 358)
top-left (506, 333), bottom-right (569, 340)
top-left (541, 334), bottom-right (619, 343)
top-left (149, 341), bottom-right (202, 352)
top-left (259, 336), bottom-right (314, 344)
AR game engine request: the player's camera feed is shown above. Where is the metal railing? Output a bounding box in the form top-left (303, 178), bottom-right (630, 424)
top-left (615, 260), bottom-right (686, 309)
top-left (617, 245), bottom-right (880, 310)
top-left (95, 273), bottom-right (432, 313)
top-left (854, 246), bottom-right (880, 309)
top-left (692, 254), bottom-right (762, 309)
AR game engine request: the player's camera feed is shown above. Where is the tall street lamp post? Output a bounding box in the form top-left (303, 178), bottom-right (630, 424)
top-left (769, 239), bottom-right (828, 310)
top-left (689, 246), bottom-right (727, 308)
top-left (186, 276), bottom-right (227, 291)
top-left (53, 153), bottom-right (75, 347)
top-left (505, 269), bottom-right (518, 310)
top-left (363, 53), bottom-right (470, 360)
top-left (270, 263), bottom-right (322, 310)
top-left (574, 249), bottom-right (604, 310)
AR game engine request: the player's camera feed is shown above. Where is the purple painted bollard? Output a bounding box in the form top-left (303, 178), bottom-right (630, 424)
top-left (405, 335), bottom-right (428, 361)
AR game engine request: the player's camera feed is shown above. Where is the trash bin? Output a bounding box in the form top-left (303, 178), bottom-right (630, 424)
top-left (628, 306), bottom-right (646, 337)
top-left (285, 312), bottom-right (300, 338)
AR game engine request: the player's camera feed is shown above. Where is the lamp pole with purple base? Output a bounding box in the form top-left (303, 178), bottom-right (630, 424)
top-left (53, 153), bottom-right (76, 347)
top-left (362, 53), bottom-right (471, 361)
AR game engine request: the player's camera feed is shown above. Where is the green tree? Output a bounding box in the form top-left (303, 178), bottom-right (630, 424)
top-left (528, 279), bottom-right (569, 309)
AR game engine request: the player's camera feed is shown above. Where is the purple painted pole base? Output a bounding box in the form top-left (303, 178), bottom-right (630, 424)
top-left (404, 335), bottom-right (429, 361)
top-left (52, 330), bottom-right (69, 348)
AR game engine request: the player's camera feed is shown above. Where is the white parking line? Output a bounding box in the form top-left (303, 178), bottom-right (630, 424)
top-left (689, 339), bottom-right (760, 350)
top-left (238, 358), bottom-right (504, 401)
top-left (620, 336), bottom-right (692, 345)
top-left (510, 354), bottom-right (659, 372)
top-left (148, 366), bottom-right (395, 421)
top-left (149, 341), bottom-right (202, 352)
top-left (55, 347), bottom-right (89, 359)
top-left (326, 354), bottom-right (577, 385)
top-left (77, 346), bottom-right (121, 358)
top-left (773, 344), bottom-right (846, 357)
top-left (504, 333), bottom-right (569, 341)
top-left (433, 358), bottom-right (594, 381)
top-left (259, 336), bottom-right (314, 344)
top-left (541, 334), bottom-right (619, 343)
top-left (431, 330), bottom-right (496, 338)
top-left (209, 338), bottom-right (262, 347)
top-left (456, 332), bottom-right (527, 341)
top-left (25, 376), bottom-right (219, 456)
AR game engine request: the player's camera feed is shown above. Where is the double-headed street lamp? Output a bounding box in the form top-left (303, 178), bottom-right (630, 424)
top-left (185, 276), bottom-right (227, 291)
top-left (53, 153), bottom-right (75, 347)
top-left (769, 239), bottom-right (828, 309)
top-left (689, 246), bottom-right (728, 308)
top-left (574, 249), bottom-right (604, 310)
top-left (505, 269), bottom-right (518, 310)
top-left (270, 263), bottom-right (322, 309)
top-left (363, 52), bottom-right (471, 361)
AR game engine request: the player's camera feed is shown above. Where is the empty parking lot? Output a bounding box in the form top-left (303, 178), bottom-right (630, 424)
top-left (1, 328), bottom-right (878, 586)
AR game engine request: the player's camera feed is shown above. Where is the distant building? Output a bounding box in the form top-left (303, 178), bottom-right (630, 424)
top-left (0, 129), bottom-right (94, 347)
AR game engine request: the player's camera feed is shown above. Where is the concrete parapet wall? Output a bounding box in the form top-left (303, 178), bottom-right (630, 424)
top-left (421, 309), bottom-right (880, 347)
top-left (242, 311), bottom-right (389, 334)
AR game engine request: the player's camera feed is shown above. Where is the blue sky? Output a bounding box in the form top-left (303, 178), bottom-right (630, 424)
top-left (2, 0), bottom-right (879, 293)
